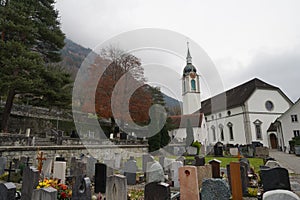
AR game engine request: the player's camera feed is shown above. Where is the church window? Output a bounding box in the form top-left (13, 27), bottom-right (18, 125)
top-left (254, 119), bottom-right (263, 140)
top-left (265, 100), bottom-right (274, 111)
top-left (227, 110), bottom-right (231, 116)
top-left (227, 122), bottom-right (234, 140)
top-left (211, 126), bottom-right (216, 141)
top-left (291, 115), bottom-right (298, 123)
top-left (191, 79), bottom-right (196, 91)
top-left (183, 80), bottom-right (186, 93)
top-left (294, 130), bottom-right (300, 137)
top-left (219, 124), bottom-right (224, 141)
top-left (219, 113), bottom-right (222, 118)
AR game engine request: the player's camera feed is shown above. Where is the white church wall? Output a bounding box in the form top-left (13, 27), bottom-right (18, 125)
top-left (246, 89), bottom-right (291, 147)
top-left (246, 89), bottom-right (291, 113)
top-left (205, 106), bottom-right (247, 145)
top-left (278, 100), bottom-right (300, 152)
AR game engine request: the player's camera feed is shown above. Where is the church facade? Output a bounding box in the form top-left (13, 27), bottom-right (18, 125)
top-left (170, 44), bottom-right (294, 150)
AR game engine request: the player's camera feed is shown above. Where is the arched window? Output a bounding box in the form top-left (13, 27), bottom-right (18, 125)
top-left (253, 119), bottom-right (263, 140)
top-left (227, 122), bottom-right (234, 140)
top-left (219, 124), bottom-right (224, 141)
top-left (191, 79), bottom-right (196, 90)
top-left (211, 126), bottom-right (216, 141)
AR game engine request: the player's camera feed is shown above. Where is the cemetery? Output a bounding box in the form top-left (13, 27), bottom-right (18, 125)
top-left (0, 141), bottom-right (300, 200)
top-left (1, 1), bottom-right (300, 199)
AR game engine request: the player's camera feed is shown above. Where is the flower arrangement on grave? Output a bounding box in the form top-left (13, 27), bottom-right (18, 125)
top-left (37, 178), bottom-right (72, 200)
top-left (128, 188), bottom-right (144, 200)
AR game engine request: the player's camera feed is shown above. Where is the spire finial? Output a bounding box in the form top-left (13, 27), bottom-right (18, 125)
top-left (186, 41), bottom-right (192, 64)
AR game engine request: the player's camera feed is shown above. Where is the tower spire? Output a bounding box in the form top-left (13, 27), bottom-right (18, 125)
top-left (186, 41), bottom-right (192, 64)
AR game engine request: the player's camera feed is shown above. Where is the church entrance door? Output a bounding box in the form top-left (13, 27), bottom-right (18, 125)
top-left (270, 133), bottom-right (278, 149)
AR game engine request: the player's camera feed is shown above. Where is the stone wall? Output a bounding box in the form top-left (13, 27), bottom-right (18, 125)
top-left (0, 145), bottom-right (148, 168)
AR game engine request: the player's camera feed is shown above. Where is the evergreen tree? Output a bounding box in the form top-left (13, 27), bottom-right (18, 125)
top-left (0, 0), bottom-right (69, 132)
top-left (160, 124), bottom-right (171, 148)
top-left (185, 119), bottom-right (194, 147)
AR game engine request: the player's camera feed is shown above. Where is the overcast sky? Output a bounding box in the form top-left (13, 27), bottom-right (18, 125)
top-left (55, 0), bottom-right (300, 103)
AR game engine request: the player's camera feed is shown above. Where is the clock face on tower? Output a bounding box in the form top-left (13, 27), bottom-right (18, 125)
top-left (190, 72), bottom-right (196, 79)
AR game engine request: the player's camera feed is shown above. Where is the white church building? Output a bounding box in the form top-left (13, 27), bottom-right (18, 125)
top-left (170, 45), bottom-right (294, 149)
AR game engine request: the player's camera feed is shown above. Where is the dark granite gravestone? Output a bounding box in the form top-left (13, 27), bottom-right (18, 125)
top-left (0, 182), bottom-right (16, 200)
top-left (260, 167), bottom-right (291, 192)
top-left (21, 166), bottom-right (40, 200)
top-left (208, 159), bottom-right (221, 178)
top-left (72, 176), bottom-right (92, 200)
top-left (144, 182), bottom-right (171, 200)
top-left (106, 175), bottom-right (127, 200)
top-left (214, 142), bottom-right (223, 157)
top-left (201, 178), bottom-right (231, 200)
top-left (240, 161), bottom-right (249, 195)
top-left (95, 163), bottom-right (107, 194)
top-left (194, 155), bottom-right (205, 166)
top-left (123, 157), bottom-right (138, 185)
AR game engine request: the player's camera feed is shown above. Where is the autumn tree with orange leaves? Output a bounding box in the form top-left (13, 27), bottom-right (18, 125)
top-left (81, 46), bottom-right (153, 133)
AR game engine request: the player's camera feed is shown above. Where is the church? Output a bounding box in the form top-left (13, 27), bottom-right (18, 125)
top-left (170, 45), bottom-right (294, 151)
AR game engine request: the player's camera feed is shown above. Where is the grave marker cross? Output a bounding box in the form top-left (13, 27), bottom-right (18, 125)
top-left (5, 161), bottom-right (16, 182)
top-left (36, 152), bottom-right (46, 173)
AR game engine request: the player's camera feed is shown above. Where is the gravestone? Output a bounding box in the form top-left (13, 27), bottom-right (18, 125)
top-left (142, 154), bottom-right (154, 172)
top-left (171, 161), bottom-right (183, 187)
top-left (196, 164), bottom-right (212, 188)
top-left (0, 182), bottom-right (16, 200)
top-left (147, 162), bottom-right (164, 183)
top-left (106, 175), bottom-right (127, 200)
top-left (179, 166), bottom-right (199, 200)
top-left (32, 186), bottom-right (57, 200)
top-left (86, 156), bottom-right (97, 179)
top-left (208, 159), bottom-right (221, 178)
top-left (229, 162), bottom-right (243, 200)
top-left (114, 153), bottom-right (121, 169)
top-left (71, 158), bottom-right (87, 177)
top-left (262, 189), bottom-right (300, 200)
top-left (103, 159), bottom-right (114, 176)
top-left (72, 176), bottom-right (92, 200)
top-left (194, 155), bottom-right (205, 166)
top-left (201, 178), bottom-right (231, 200)
top-left (144, 182), bottom-right (171, 200)
top-left (21, 166), bottom-right (39, 200)
top-left (164, 158), bottom-right (175, 171)
top-left (230, 147), bottom-right (239, 156)
top-left (240, 161), bottom-right (249, 195)
top-left (187, 146), bottom-right (197, 155)
top-left (0, 156), bottom-right (7, 175)
top-left (214, 142), bottom-right (223, 156)
top-left (95, 163), bottom-right (107, 194)
top-left (53, 161), bottom-right (66, 184)
top-left (4, 162), bottom-right (15, 182)
top-left (123, 157), bottom-right (138, 185)
top-left (265, 160), bottom-right (281, 168)
top-left (42, 159), bottom-right (52, 178)
top-left (255, 146), bottom-right (269, 158)
top-left (260, 167), bottom-right (291, 192)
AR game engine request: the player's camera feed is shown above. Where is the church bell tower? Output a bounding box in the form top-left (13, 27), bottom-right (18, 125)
top-left (182, 43), bottom-right (201, 115)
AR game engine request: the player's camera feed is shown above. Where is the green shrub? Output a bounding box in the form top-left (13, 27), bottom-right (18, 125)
top-left (192, 140), bottom-right (201, 155)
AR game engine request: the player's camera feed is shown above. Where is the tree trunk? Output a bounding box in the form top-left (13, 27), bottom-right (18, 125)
top-left (1, 89), bottom-right (15, 133)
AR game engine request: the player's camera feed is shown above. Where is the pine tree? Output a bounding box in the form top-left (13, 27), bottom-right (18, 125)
top-left (0, 0), bottom-right (69, 132)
